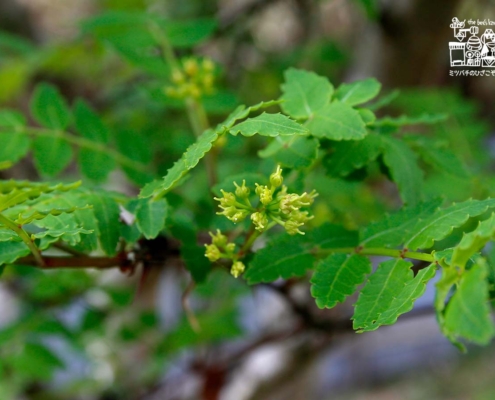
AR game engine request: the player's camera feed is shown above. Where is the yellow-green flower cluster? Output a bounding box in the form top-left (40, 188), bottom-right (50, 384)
top-left (204, 230), bottom-right (245, 278)
top-left (164, 58), bottom-right (215, 99)
top-left (205, 166), bottom-right (317, 278)
top-left (214, 166), bottom-right (318, 236)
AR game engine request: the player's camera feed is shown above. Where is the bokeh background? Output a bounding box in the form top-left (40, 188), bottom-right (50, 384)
top-left (1, 0), bottom-right (495, 399)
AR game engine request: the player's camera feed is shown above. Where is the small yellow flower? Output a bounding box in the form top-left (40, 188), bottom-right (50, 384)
top-left (205, 244), bottom-right (221, 262)
top-left (230, 261), bottom-right (245, 278)
top-left (251, 211), bottom-right (269, 232)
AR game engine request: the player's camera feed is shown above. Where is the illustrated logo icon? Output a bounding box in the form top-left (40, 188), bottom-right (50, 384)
top-left (449, 18), bottom-right (495, 67)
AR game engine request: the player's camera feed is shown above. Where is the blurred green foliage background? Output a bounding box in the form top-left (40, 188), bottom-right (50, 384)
top-left (1, 0), bottom-right (495, 399)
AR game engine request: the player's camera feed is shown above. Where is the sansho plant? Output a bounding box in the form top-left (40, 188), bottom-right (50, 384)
top-left (0, 11), bottom-right (494, 360)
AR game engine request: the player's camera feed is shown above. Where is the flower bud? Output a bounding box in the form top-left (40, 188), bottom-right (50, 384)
top-left (269, 165), bottom-right (283, 188)
top-left (205, 244), bottom-right (221, 261)
top-left (210, 229), bottom-right (228, 247)
top-left (284, 219), bottom-right (304, 235)
top-left (299, 190), bottom-right (318, 206)
top-left (184, 58), bottom-right (199, 76)
top-left (188, 84), bottom-right (201, 98)
top-left (231, 210), bottom-right (249, 223)
top-left (202, 58), bottom-right (215, 72)
top-left (280, 193), bottom-right (299, 214)
top-left (214, 190), bottom-right (236, 207)
top-left (234, 180), bottom-right (250, 198)
top-left (251, 211), bottom-right (269, 232)
top-left (202, 74), bottom-right (214, 91)
top-left (259, 186), bottom-right (273, 205)
top-left (225, 243), bottom-right (236, 254)
top-left (171, 69), bottom-right (185, 84)
top-left (255, 183), bottom-right (264, 196)
top-left (230, 261), bottom-right (245, 278)
top-left (289, 210), bottom-right (312, 224)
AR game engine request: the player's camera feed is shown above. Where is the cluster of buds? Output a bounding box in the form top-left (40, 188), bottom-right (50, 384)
top-left (204, 230), bottom-right (245, 278)
top-left (205, 166), bottom-right (317, 278)
top-left (164, 57), bottom-right (215, 99)
top-left (214, 166), bottom-right (318, 236)
top-left (213, 180), bottom-right (252, 224)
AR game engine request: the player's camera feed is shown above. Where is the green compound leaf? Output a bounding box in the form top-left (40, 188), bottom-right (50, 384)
top-left (32, 214), bottom-right (92, 246)
top-left (0, 241), bottom-right (30, 265)
top-left (82, 13), bottom-right (215, 76)
top-left (381, 135), bottom-right (423, 206)
top-left (307, 101), bottom-right (367, 141)
top-left (452, 213), bottom-right (495, 269)
top-left (74, 99), bottom-right (115, 182)
top-left (114, 130), bottom-right (153, 185)
top-left (10, 205), bottom-right (88, 225)
top-left (372, 113), bottom-right (448, 127)
top-left (0, 181), bottom-right (81, 212)
top-left (162, 18), bottom-right (217, 48)
top-left (73, 99), bottom-right (109, 143)
top-left (215, 100), bottom-right (281, 133)
top-left (310, 253), bottom-right (371, 309)
top-left (353, 259), bottom-right (435, 332)
top-left (408, 136), bottom-right (470, 179)
top-left (433, 249), bottom-right (464, 350)
top-left (32, 136), bottom-right (73, 177)
top-left (367, 89), bottom-right (400, 111)
top-left (183, 129), bottom-right (218, 168)
top-left (307, 223), bottom-right (359, 250)
top-left (323, 133), bottom-right (383, 177)
top-left (245, 236), bottom-right (314, 284)
top-left (280, 68), bottom-right (333, 119)
top-left (0, 229), bottom-right (19, 242)
top-left (229, 113), bottom-right (307, 137)
top-left (139, 159), bottom-right (185, 199)
top-left (370, 265), bottom-right (436, 330)
top-left (78, 148), bottom-right (115, 182)
top-left (419, 146), bottom-right (470, 178)
top-left (30, 83), bottom-right (71, 130)
top-left (83, 12), bottom-right (215, 50)
top-left (0, 133), bottom-right (30, 164)
top-left (360, 198), bottom-right (443, 248)
top-left (357, 108), bottom-right (376, 125)
top-left (258, 135), bottom-right (319, 169)
top-left (89, 192), bottom-right (121, 256)
top-left (0, 109), bottom-right (26, 128)
top-left (444, 262), bottom-right (495, 345)
top-left (405, 198), bottom-right (495, 251)
top-left (246, 224), bottom-right (358, 284)
top-left (0, 109), bottom-right (30, 163)
top-left (33, 191), bottom-right (100, 252)
top-left (135, 198), bottom-right (168, 240)
top-left (434, 251), bottom-right (458, 312)
top-left (334, 78), bottom-right (381, 106)
top-left (140, 129), bottom-right (218, 199)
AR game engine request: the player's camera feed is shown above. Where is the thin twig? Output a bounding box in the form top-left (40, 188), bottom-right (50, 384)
top-left (182, 279), bottom-right (200, 332)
